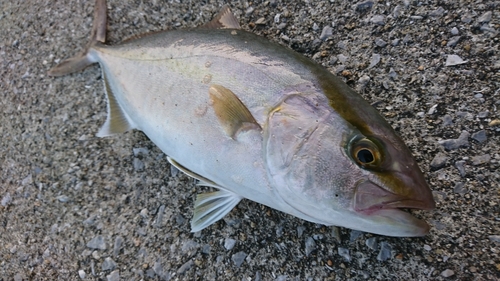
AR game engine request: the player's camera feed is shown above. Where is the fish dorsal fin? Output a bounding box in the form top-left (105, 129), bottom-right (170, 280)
top-left (209, 84), bottom-right (261, 138)
top-left (96, 71), bottom-right (136, 137)
top-left (202, 5), bottom-right (241, 29)
top-left (191, 190), bottom-right (242, 232)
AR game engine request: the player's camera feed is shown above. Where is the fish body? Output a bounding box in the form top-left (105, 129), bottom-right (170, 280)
top-left (49, 0), bottom-right (435, 236)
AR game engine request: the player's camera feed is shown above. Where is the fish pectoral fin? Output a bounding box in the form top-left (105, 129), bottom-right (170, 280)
top-left (201, 5), bottom-right (241, 29)
top-left (209, 84), bottom-right (262, 138)
top-left (191, 190), bottom-right (243, 232)
top-left (96, 71), bottom-right (136, 137)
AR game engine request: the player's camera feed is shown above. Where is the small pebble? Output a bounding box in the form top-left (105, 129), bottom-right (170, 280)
top-left (441, 269), bottom-right (454, 278)
top-left (489, 119), bottom-right (500, 126)
top-left (56, 195), bottom-right (70, 203)
top-left (106, 270), bottom-right (120, 281)
top-left (368, 54), bottom-right (380, 68)
top-left (350, 230), bottom-right (363, 242)
top-left (445, 54), bottom-right (467, 66)
top-left (488, 235), bottom-right (500, 243)
top-left (370, 15), bottom-right (385, 26)
top-left (224, 238), bottom-right (236, 250)
top-left (423, 244), bottom-right (432, 251)
top-left (338, 54), bottom-right (348, 63)
top-left (232, 251), bottom-right (247, 267)
top-left (175, 214), bottom-right (185, 225)
top-left (274, 14), bottom-right (280, 24)
top-left (331, 227), bottom-right (341, 243)
top-left (1, 192), bottom-right (12, 206)
top-left (455, 160), bottom-right (466, 177)
top-left (87, 236), bottom-right (107, 250)
top-left (254, 271), bottom-right (262, 281)
top-left (377, 242), bottom-right (392, 261)
top-left (245, 7), bottom-right (254, 15)
top-left (471, 130), bottom-right (487, 143)
top-left (461, 14), bottom-right (473, 23)
top-left (170, 164), bottom-right (179, 177)
top-left (102, 257), bottom-right (117, 271)
top-left (338, 247), bottom-right (351, 262)
top-left (428, 104), bottom-right (438, 115)
top-left (438, 131), bottom-right (469, 150)
top-left (429, 7), bottom-right (445, 17)
top-left (442, 114), bottom-right (453, 126)
top-left (477, 111), bottom-right (489, 118)
top-left (451, 27), bottom-right (459, 35)
top-left (477, 11), bottom-right (492, 23)
top-left (202, 244), bottom-right (211, 254)
top-left (471, 154), bottom-right (490, 165)
top-left (297, 225), bottom-right (306, 237)
top-left (320, 26), bottom-right (333, 40)
top-left (113, 236), bottom-right (123, 257)
top-left (153, 260), bottom-right (163, 276)
top-left (154, 205), bottom-right (165, 228)
top-left (374, 38), bottom-right (387, 47)
top-left (446, 36), bottom-right (460, 47)
top-left (177, 260), bottom-right (193, 274)
top-left (453, 182), bottom-right (467, 194)
top-left (132, 147), bottom-right (149, 156)
top-left (181, 240), bottom-right (198, 253)
top-left (255, 17), bottom-right (266, 25)
top-left (365, 237), bottom-right (378, 250)
top-left (430, 153), bottom-right (448, 169)
top-left (133, 158), bottom-right (144, 171)
top-left (78, 270), bottom-right (86, 279)
top-left (355, 1), bottom-right (373, 13)
top-left (358, 75), bottom-right (371, 87)
top-left (305, 237), bottom-right (316, 256)
top-left (393, 5), bottom-right (402, 18)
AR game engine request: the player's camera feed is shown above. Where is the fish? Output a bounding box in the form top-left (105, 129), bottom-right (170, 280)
top-left (48, 0), bottom-right (435, 237)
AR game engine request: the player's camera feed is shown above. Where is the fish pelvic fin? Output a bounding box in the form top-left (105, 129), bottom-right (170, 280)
top-left (167, 157), bottom-right (218, 186)
top-left (191, 190), bottom-right (242, 232)
top-left (166, 156), bottom-right (242, 232)
top-left (201, 5), bottom-right (241, 30)
top-left (209, 84), bottom-right (262, 139)
top-left (96, 70), bottom-right (136, 137)
top-left (47, 0), bottom-right (107, 76)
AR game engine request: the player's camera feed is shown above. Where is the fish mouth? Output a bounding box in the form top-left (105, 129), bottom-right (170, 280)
top-left (353, 180), bottom-right (435, 236)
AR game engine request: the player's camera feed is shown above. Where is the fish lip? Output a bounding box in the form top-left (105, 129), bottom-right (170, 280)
top-left (354, 180), bottom-right (435, 213)
top-left (353, 180), bottom-right (434, 235)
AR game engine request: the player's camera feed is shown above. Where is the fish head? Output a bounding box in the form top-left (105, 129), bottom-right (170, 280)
top-left (264, 92), bottom-right (435, 237)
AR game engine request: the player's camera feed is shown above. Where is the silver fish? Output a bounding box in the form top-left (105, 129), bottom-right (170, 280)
top-left (49, 0), bottom-right (435, 236)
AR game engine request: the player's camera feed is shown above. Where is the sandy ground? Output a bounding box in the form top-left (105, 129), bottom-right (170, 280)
top-left (1, 0), bottom-right (499, 280)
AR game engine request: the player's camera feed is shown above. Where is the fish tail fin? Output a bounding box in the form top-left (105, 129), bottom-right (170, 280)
top-left (48, 0), bottom-right (107, 76)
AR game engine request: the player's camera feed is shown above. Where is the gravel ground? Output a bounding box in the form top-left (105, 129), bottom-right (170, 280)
top-left (1, 0), bottom-right (499, 280)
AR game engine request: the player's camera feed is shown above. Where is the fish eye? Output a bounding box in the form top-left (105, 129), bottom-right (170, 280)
top-left (350, 137), bottom-right (383, 168)
top-left (357, 148), bottom-right (374, 164)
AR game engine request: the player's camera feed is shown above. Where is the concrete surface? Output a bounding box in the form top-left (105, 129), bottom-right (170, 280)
top-left (1, 0), bottom-right (499, 280)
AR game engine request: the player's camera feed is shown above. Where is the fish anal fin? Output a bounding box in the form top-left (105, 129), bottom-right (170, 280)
top-left (96, 71), bottom-right (135, 137)
top-left (209, 84), bottom-right (261, 138)
top-left (201, 5), bottom-right (241, 29)
top-left (191, 190), bottom-right (242, 232)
